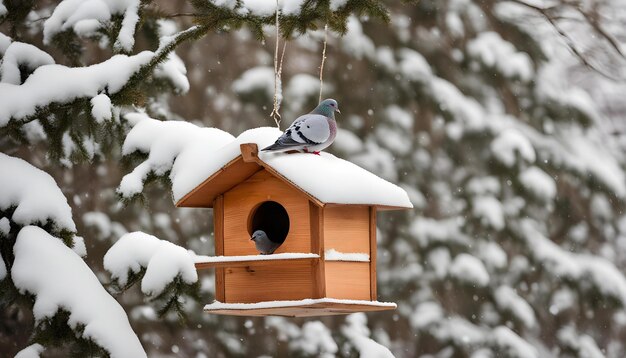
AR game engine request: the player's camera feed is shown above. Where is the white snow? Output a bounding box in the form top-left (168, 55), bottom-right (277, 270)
top-left (491, 326), bottom-right (538, 358)
top-left (491, 128), bottom-right (536, 167)
top-left (72, 235), bottom-right (87, 257)
top-left (205, 298), bottom-right (396, 310)
top-left (290, 321), bottom-right (338, 356)
top-left (0, 32), bottom-right (10, 54)
top-left (0, 251), bottom-right (5, 280)
top-left (522, 220), bottom-right (626, 305)
top-left (494, 286), bottom-right (536, 329)
top-left (330, 0), bottom-right (348, 11)
top-left (285, 74), bottom-right (322, 111)
top-left (118, 113), bottom-right (234, 199)
top-left (12, 226), bottom-right (146, 358)
top-left (14, 344), bottom-right (44, 358)
top-left (472, 196), bottom-right (505, 230)
top-left (0, 51), bottom-right (152, 127)
top-left (0, 0), bottom-right (6, 17)
top-left (0, 153), bottom-right (76, 232)
top-left (557, 327), bottom-right (604, 358)
top-left (518, 166), bottom-right (556, 201)
top-left (410, 301), bottom-right (444, 330)
top-left (43, 0), bottom-right (141, 52)
top-left (449, 254), bottom-right (490, 286)
top-left (0, 42), bottom-right (55, 85)
top-left (324, 249), bottom-right (369, 262)
top-left (103, 231), bottom-right (197, 296)
top-left (194, 252), bottom-right (319, 263)
top-left (341, 313), bottom-right (395, 358)
top-left (0, 216), bottom-right (10, 236)
top-left (467, 32), bottom-right (533, 81)
top-left (90, 94), bottom-right (112, 123)
top-left (154, 53), bottom-right (189, 94)
top-left (341, 17), bottom-right (376, 60)
top-left (232, 66), bottom-right (274, 98)
top-left (467, 176), bottom-right (500, 196)
top-left (121, 117), bottom-right (412, 208)
top-left (398, 48), bottom-right (432, 82)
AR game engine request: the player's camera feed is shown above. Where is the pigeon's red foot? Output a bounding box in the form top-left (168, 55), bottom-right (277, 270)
top-left (312, 151), bottom-right (321, 155)
top-left (303, 148), bottom-right (321, 155)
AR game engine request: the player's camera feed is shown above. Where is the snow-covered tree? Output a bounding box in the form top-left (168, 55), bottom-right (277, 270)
top-left (2, 0), bottom-right (626, 357)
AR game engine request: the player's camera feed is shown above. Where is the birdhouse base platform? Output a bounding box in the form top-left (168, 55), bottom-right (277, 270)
top-left (203, 298), bottom-right (396, 317)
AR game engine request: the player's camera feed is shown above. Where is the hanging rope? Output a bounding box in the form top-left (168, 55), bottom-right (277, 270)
top-left (269, 1), bottom-right (286, 129)
top-left (318, 23), bottom-right (328, 103)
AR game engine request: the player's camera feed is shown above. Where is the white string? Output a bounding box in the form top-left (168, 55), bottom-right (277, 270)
top-left (318, 23), bottom-right (328, 104)
top-left (269, 1), bottom-right (284, 129)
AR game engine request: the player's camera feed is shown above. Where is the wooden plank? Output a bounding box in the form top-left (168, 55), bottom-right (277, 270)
top-left (369, 206), bottom-right (377, 301)
top-left (176, 157), bottom-right (262, 208)
top-left (223, 170), bottom-right (311, 255)
top-left (325, 262), bottom-right (371, 300)
top-left (324, 206), bottom-right (370, 254)
top-left (214, 195), bottom-right (225, 302)
top-left (310, 202), bottom-right (326, 299)
top-left (223, 261), bottom-right (314, 303)
top-left (195, 256), bottom-right (319, 270)
top-left (240, 143), bottom-right (259, 163)
top-left (205, 302), bottom-right (395, 317)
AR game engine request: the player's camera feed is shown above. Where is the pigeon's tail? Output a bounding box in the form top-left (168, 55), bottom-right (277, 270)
top-left (261, 143), bottom-right (281, 152)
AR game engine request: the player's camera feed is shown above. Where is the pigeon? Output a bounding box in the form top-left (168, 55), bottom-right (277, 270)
top-left (261, 98), bottom-right (340, 155)
top-left (251, 230), bottom-right (281, 255)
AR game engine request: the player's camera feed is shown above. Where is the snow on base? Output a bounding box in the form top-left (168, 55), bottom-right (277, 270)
top-left (0, 153), bottom-right (76, 232)
top-left (194, 252), bottom-right (319, 264)
top-left (12, 226), bottom-right (146, 358)
top-left (205, 298), bottom-right (397, 311)
top-left (324, 249), bottom-right (369, 262)
top-left (103, 231), bottom-right (197, 296)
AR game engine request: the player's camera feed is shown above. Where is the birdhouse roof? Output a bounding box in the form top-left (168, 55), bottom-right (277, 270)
top-left (175, 127), bottom-right (413, 210)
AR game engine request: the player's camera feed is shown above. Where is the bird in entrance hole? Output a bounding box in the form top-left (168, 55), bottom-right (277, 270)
top-left (251, 230), bottom-right (281, 255)
top-left (261, 98), bottom-right (340, 155)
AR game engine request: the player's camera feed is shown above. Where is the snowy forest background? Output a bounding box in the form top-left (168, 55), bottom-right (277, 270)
top-left (2, 0), bottom-right (626, 357)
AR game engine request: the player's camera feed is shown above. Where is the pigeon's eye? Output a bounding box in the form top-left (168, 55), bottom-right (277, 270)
top-left (330, 103), bottom-right (335, 107)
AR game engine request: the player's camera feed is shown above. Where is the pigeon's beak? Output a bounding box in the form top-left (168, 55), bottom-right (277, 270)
top-left (336, 108), bottom-right (341, 114)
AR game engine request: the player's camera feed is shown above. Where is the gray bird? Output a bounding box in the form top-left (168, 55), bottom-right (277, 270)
top-left (251, 230), bottom-right (281, 255)
top-left (262, 98), bottom-right (340, 155)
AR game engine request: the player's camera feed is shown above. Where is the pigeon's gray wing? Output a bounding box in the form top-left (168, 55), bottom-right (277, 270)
top-left (262, 114), bottom-right (330, 151)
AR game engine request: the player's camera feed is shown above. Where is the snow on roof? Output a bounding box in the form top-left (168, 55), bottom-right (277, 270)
top-left (174, 127), bottom-right (413, 208)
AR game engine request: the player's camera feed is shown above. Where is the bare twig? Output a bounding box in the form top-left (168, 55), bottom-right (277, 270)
top-left (508, 0), bottom-right (621, 81)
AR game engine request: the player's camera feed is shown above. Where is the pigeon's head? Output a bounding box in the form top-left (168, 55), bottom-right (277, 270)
top-left (251, 230), bottom-right (268, 242)
top-left (314, 98), bottom-right (341, 117)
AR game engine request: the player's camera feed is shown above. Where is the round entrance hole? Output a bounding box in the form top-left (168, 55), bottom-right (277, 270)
top-left (248, 201), bottom-right (290, 247)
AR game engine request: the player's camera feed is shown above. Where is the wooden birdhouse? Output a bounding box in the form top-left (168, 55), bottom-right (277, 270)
top-left (176, 138), bottom-right (412, 317)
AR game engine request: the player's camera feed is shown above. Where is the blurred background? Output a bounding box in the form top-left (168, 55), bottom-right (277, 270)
top-left (2, 0), bottom-right (626, 357)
